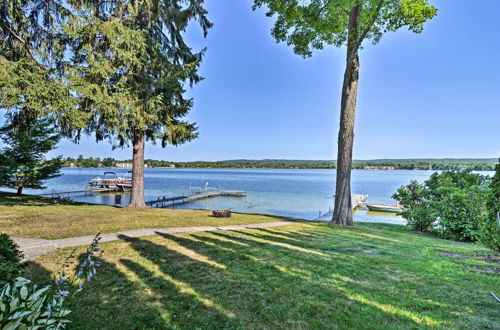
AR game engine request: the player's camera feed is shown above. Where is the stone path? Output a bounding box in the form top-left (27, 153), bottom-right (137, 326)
top-left (13, 221), bottom-right (298, 260)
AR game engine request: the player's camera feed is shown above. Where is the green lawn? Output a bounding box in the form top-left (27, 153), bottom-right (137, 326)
top-left (25, 222), bottom-right (499, 329)
top-left (0, 192), bottom-right (294, 239)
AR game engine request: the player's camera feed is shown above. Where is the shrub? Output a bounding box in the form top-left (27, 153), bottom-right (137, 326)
top-left (0, 234), bottom-right (24, 287)
top-left (393, 170), bottom-right (490, 242)
top-left (0, 233), bottom-right (102, 329)
top-left (0, 277), bottom-right (70, 329)
top-left (479, 162), bottom-right (500, 251)
top-left (392, 181), bottom-right (435, 231)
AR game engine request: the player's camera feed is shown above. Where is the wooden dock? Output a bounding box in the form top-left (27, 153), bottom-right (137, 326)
top-left (315, 194), bottom-right (368, 221)
top-left (38, 187), bottom-right (122, 196)
top-left (145, 190), bottom-right (246, 208)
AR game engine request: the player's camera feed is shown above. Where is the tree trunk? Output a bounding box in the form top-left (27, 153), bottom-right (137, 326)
top-left (128, 129), bottom-right (147, 208)
top-left (16, 186), bottom-right (23, 195)
top-left (331, 5), bottom-right (361, 226)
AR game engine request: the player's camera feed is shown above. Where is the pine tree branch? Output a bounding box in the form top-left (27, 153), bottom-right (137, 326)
top-left (0, 21), bottom-right (35, 60)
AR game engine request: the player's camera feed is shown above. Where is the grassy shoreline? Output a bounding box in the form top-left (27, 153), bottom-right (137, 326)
top-left (0, 192), bottom-right (297, 239)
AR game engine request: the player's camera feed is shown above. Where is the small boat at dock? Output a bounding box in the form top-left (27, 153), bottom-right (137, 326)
top-left (86, 171), bottom-right (132, 192)
top-left (364, 202), bottom-right (404, 213)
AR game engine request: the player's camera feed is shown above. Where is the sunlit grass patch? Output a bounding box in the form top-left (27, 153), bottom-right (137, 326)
top-left (24, 222), bottom-right (499, 329)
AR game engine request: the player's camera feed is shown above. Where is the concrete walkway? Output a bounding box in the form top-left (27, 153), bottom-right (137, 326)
top-left (13, 221), bottom-right (298, 260)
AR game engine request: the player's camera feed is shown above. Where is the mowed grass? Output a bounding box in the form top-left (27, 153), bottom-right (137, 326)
top-left (26, 222), bottom-right (499, 329)
top-left (0, 192), bottom-right (295, 239)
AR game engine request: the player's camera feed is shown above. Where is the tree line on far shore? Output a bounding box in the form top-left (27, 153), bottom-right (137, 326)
top-left (63, 156), bottom-right (497, 171)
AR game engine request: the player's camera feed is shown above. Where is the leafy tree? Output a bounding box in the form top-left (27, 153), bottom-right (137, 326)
top-left (393, 170), bottom-right (490, 242)
top-left (479, 160), bottom-right (500, 251)
top-left (81, 157), bottom-right (100, 168)
top-left (0, 117), bottom-right (63, 195)
top-left (253, 0), bottom-right (437, 225)
top-left (75, 154), bottom-right (85, 167)
top-left (64, 1), bottom-right (212, 208)
top-left (102, 157), bottom-right (116, 168)
top-left (63, 156), bottom-right (76, 167)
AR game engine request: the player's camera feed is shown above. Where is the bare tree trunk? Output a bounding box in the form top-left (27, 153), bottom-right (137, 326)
top-left (331, 5), bottom-right (361, 226)
top-left (16, 186), bottom-right (23, 195)
top-left (128, 129), bottom-right (147, 208)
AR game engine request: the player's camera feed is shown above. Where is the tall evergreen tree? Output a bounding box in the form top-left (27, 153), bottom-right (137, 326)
top-left (0, 1), bottom-right (79, 132)
top-left (0, 0), bottom-right (68, 62)
top-left (0, 117), bottom-right (63, 195)
top-left (253, 0), bottom-right (437, 225)
top-left (65, 0), bottom-right (212, 208)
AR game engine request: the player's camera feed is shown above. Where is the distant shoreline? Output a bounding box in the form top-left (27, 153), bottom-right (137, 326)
top-left (61, 157), bottom-right (497, 171)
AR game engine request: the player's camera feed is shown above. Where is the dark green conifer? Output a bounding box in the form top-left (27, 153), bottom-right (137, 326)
top-left (0, 117), bottom-right (63, 195)
top-left (65, 0), bottom-right (212, 207)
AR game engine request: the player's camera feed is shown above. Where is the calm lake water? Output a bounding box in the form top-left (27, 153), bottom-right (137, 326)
top-left (12, 168), bottom-right (448, 224)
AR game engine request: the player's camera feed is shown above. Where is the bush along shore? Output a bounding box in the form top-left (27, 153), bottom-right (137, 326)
top-left (393, 168), bottom-right (500, 251)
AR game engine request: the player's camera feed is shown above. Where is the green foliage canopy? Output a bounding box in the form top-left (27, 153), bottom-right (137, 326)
top-left (101, 157), bottom-right (116, 168)
top-left (253, 0), bottom-right (437, 57)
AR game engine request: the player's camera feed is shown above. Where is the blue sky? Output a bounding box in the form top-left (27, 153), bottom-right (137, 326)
top-left (13, 0), bottom-right (500, 160)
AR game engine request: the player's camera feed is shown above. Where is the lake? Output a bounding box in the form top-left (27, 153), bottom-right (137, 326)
top-left (13, 168), bottom-right (446, 224)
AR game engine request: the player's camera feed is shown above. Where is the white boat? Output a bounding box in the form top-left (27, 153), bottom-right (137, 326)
top-left (364, 202), bottom-right (404, 213)
top-left (86, 171), bottom-right (132, 192)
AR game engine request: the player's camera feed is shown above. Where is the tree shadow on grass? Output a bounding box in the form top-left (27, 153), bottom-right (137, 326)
top-left (22, 225), bottom-right (498, 328)
top-left (22, 261), bottom-right (53, 284)
top-left (117, 230), bottom-right (427, 329)
top-left (230, 228), bottom-right (305, 243)
top-left (117, 234), bottom-right (238, 328)
top-left (0, 192), bottom-right (55, 207)
top-left (0, 191), bottom-right (91, 208)
top-left (241, 227), bottom-right (401, 257)
top-left (120, 258), bottom-right (235, 328)
top-left (24, 255), bottom-right (167, 329)
top-left (252, 227), bottom-right (317, 240)
top-left (64, 259), bottom-right (168, 330)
